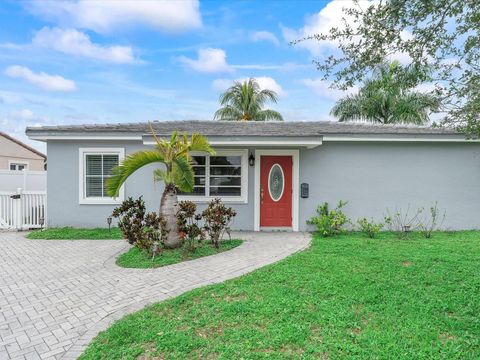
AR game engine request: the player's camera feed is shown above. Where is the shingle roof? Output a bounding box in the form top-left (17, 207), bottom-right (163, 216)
top-left (26, 120), bottom-right (458, 137)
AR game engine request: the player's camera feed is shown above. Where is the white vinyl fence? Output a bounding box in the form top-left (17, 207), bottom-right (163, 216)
top-left (0, 189), bottom-right (46, 230)
top-left (0, 170), bottom-right (47, 192)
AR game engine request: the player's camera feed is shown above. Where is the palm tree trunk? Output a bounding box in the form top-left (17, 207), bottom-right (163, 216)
top-left (160, 187), bottom-right (181, 248)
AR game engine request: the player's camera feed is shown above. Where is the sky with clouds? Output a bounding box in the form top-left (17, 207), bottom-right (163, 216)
top-left (0, 0), bottom-right (362, 152)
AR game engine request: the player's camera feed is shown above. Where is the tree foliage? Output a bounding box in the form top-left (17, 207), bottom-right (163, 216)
top-left (331, 61), bottom-right (441, 124)
top-left (294, 0), bottom-right (479, 136)
top-left (214, 78), bottom-right (283, 121)
top-left (106, 128), bottom-right (214, 197)
top-left (106, 125), bottom-right (214, 248)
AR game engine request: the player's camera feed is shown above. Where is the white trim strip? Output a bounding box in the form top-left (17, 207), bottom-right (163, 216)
top-left (144, 139), bottom-right (322, 149)
top-left (29, 135), bottom-right (142, 141)
top-left (322, 136), bottom-right (477, 142)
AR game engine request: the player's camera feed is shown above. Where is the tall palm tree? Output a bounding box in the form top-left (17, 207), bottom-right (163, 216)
top-left (106, 126), bottom-right (214, 248)
top-left (214, 78), bottom-right (283, 121)
top-left (331, 61), bottom-right (441, 125)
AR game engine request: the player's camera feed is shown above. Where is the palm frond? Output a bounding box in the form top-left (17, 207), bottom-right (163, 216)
top-left (214, 106), bottom-right (243, 121)
top-left (153, 168), bottom-right (172, 184)
top-left (331, 61), bottom-right (442, 124)
top-left (215, 78), bottom-right (283, 121)
top-left (189, 133), bottom-right (216, 155)
top-left (106, 150), bottom-right (165, 197)
top-left (172, 156), bottom-right (194, 193)
top-left (256, 109), bottom-right (284, 121)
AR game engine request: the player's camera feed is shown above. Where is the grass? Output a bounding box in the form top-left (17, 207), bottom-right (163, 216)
top-left (80, 231), bottom-right (480, 359)
top-left (117, 239), bottom-right (243, 269)
top-left (27, 227), bottom-right (122, 240)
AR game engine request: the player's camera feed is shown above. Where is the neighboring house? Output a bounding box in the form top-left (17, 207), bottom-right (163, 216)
top-left (26, 121), bottom-right (480, 230)
top-left (0, 131), bottom-right (46, 171)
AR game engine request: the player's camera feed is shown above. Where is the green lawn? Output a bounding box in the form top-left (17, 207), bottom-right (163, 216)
top-left (117, 240), bottom-right (243, 269)
top-left (81, 231), bottom-right (480, 359)
top-left (27, 227), bottom-right (122, 240)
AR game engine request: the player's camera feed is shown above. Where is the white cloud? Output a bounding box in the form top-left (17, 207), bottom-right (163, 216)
top-left (282, 0), bottom-right (376, 57)
top-left (27, 0), bottom-right (202, 34)
top-left (212, 76), bottom-right (286, 96)
top-left (33, 27), bottom-right (135, 64)
top-left (5, 65), bottom-right (77, 92)
top-left (251, 31), bottom-right (280, 46)
top-left (1, 109), bottom-right (52, 152)
top-left (300, 78), bottom-right (358, 100)
top-left (178, 48), bottom-right (233, 73)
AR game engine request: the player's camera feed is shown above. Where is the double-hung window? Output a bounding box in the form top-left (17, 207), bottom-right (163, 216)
top-left (179, 149), bottom-right (248, 203)
top-left (79, 148), bottom-right (125, 204)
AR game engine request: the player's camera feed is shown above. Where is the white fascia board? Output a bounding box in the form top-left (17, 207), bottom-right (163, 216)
top-left (322, 135), bottom-right (477, 142)
top-left (144, 138), bottom-right (322, 149)
top-left (27, 135), bottom-right (142, 141)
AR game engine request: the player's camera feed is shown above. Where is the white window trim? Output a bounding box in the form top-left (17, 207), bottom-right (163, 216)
top-left (8, 160), bottom-right (29, 171)
top-left (78, 148), bottom-right (125, 205)
top-left (178, 149), bottom-right (249, 204)
top-left (254, 149), bottom-right (299, 231)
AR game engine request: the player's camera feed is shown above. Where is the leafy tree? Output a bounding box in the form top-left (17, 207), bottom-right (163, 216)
top-left (107, 126), bottom-right (214, 248)
top-left (294, 0), bottom-right (479, 136)
top-left (331, 61), bottom-right (441, 124)
top-left (214, 78), bottom-right (283, 121)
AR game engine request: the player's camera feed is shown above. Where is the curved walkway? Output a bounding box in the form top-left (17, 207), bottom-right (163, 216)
top-left (0, 231), bottom-right (310, 360)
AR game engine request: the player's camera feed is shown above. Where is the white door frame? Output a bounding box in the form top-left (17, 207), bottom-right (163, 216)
top-left (254, 149), bottom-right (299, 231)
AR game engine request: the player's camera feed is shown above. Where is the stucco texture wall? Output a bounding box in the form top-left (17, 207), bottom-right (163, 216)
top-left (46, 141), bottom-right (255, 230)
top-left (46, 140), bottom-right (480, 231)
top-left (0, 135), bottom-right (45, 171)
top-left (299, 142), bottom-right (480, 231)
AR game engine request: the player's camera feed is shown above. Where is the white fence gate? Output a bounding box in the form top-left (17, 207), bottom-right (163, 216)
top-left (0, 189), bottom-right (46, 230)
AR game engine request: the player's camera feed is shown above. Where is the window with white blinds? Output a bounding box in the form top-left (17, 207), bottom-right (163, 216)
top-left (79, 148), bottom-right (124, 204)
top-left (178, 150), bottom-right (248, 203)
top-left (85, 154), bottom-right (119, 197)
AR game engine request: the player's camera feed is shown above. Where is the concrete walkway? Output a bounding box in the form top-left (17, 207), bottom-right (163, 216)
top-left (0, 232), bottom-right (310, 360)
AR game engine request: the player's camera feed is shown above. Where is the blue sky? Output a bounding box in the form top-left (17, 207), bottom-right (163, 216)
top-left (0, 0), bottom-right (357, 151)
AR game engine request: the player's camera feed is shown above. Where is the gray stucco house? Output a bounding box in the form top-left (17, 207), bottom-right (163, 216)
top-left (26, 120), bottom-right (480, 231)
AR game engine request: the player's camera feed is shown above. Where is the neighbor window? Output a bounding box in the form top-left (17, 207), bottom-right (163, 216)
top-left (9, 162), bottom-right (28, 171)
top-left (179, 150), bottom-right (248, 203)
top-left (79, 148), bottom-right (124, 204)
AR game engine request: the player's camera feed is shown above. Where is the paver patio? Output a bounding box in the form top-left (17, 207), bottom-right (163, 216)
top-left (0, 231), bottom-right (310, 360)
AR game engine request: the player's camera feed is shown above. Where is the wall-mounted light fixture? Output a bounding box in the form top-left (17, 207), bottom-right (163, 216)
top-left (249, 153), bottom-right (255, 167)
top-left (107, 216), bottom-right (112, 232)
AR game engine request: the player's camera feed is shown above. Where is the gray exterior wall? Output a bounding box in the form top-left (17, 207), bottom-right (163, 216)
top-left (46, 141), bottom-right (255, 230)
top-left (299, 142), bottom-right (480, 231)
top-left (47, 140), bottom-right (480, 231)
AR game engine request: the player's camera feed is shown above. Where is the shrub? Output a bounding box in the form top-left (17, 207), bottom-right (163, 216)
top-left (112, 197), bottom-right (167, 255)
top-left (307, 201), bottom-right (349, 237)
top-left (177, 201), bottom-right (204, 251)
top-left (418, 202), bottom-right (446, 238)
top-left (112, 197), bottom-right (146, 245)
top-left (385, 203), bottom-right (446, 239)
top-left (357, 217), bottom-right (384, 238)
top-left (385, 205), bottom-right (423, 239)
top-left (202, 198), bottom-right (236, 248)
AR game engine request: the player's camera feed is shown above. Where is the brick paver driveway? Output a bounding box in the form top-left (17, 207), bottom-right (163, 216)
top-left (0, 231), bottom-right (310, 360)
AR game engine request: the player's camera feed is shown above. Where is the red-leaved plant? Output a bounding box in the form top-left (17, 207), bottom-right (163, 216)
top-left (202, 198), bottom-right (236, 248)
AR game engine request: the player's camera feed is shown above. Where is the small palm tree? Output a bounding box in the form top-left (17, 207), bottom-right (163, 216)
top-left (331, 61), bottom-right (441, 125)
top-left (214, 78), bottom-right (283, 121)
top-left (106, 126), bottom-right (215, 248)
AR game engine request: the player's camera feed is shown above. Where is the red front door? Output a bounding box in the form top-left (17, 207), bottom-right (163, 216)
top-left (260, 156), bottom-right (292, 227)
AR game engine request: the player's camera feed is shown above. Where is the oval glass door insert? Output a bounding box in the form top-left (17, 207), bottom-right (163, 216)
top-left (268, 164), bottom-right (284, 202)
